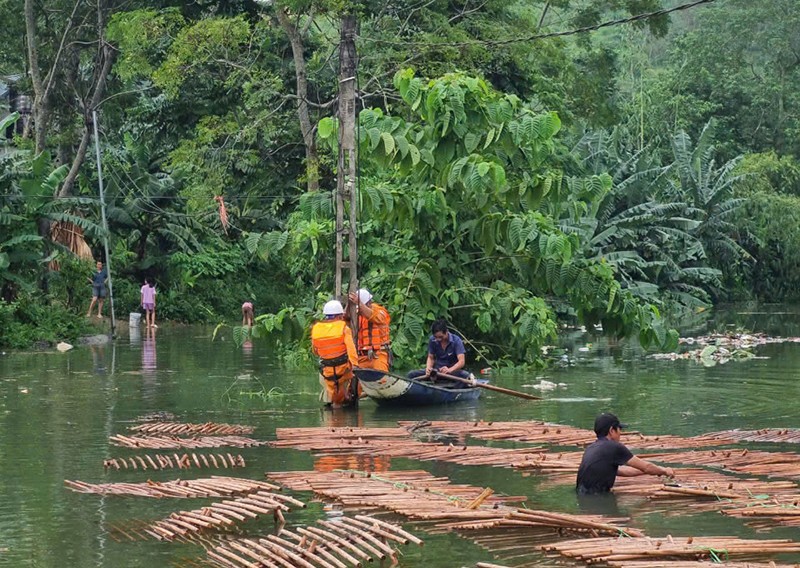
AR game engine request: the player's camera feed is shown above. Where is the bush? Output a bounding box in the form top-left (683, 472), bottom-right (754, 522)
top-left (0, 294), bottom-right (93, 349)
top-left (734, 191), bottom-right (800, 301)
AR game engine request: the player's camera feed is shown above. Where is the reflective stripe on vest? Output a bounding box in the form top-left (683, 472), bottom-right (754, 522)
top-left (311, 320), bottom-right (348, 362)
top-left (357, 304), bottom-right (390, 351)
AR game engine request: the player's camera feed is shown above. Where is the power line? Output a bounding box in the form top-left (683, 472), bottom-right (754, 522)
top-left (357, 0), bottom-right (717, 48)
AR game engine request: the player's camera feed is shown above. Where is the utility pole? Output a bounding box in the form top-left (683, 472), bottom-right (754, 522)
top-left (334, 14), bottom-right (358, 302)
top-left (92, 109), bottom-right (116, 337)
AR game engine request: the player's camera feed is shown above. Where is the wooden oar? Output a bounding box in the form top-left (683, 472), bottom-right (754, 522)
top-left (434, 370), bottom-right (541, 401)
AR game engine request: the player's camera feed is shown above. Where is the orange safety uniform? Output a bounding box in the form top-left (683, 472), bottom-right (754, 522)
top-left (311, 319), bottom-right (360, 405)
top-left (356, 302), bottom-right (391, 372)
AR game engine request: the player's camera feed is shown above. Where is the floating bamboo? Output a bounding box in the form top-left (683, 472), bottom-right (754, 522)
top-left (64, 476), bottom-right (281, 499)
top-left (541, 536), bottom-right (800, 563)
top-left (109, 434), bottom-right (267, 449)
top-left (704, 428), bottom-right (800, 445)
top-left (398, 420), bottom-right (732, 450)
top-left (268, 469), bottom-right (642, 537)
top-left (609, 562), bottom-right (800, 568)
top-left (204, 515), bottom-right (423, 568)
top-left (103, 452), bottom-right (245, 471)
top-left (639, 448), bottom-right (800, 480)
top-left (145, 490), bottom-right (305, 541)
top-left (129, 421), bottom-right (255, 436)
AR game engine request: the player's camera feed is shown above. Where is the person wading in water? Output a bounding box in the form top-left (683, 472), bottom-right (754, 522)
top-left (576, 413), bottom-right (675, 495)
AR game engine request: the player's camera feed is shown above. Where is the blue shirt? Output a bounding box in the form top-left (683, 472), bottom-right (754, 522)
top-left (427, 332), bottom-right (466, 368)
top-left (92, 269), bottom-right (107, 286)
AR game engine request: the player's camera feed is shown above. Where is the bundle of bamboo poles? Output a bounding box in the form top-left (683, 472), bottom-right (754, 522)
top-left (704, 429), bottom-right (800, 445)
top-left (129, 422), bottom-right (255, 436)
top-left (204, 514), bottom-right (423, 568)
top-left (64, 475), bottom-right (281, 499)
top-left (396, 420), bottom-right (731, 450)
top-left (541, 536), bottom-right (800, 563)
top-left (274, 431), bottom-right (554, 469)
top-left (103, 452), bottom-right (245, 471)
top-left (609, 562), bottom-right (800, 568)
top-left (109, 434), bottom-right (266, 449)
top-left (145, 490), bottom-right (305, 541)
top-left (268, 469), bottom-right (641, 537)
top-left (723, 496), bottom-right (800, 529)
top-left (273, 426), bottom-right (413, 445)
top-left (638, 449), bottom-right (799, 474)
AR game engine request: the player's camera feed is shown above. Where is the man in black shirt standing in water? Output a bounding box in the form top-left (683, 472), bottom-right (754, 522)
top-left (576, 413), bottom-right (675, 495)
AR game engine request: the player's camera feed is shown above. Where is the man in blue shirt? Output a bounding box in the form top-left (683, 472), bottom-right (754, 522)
top-left (86, 261), bottom-right (107, 318)
top-left (408, 319), bottom-right (472, 380)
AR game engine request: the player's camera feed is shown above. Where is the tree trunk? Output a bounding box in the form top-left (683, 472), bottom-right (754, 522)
top-left (58, 39), bottom-right (115, 198)
top-left (276, 7), bottom-right (320, 193)
top-left (24, 0), bottom-right (47, 152)
top-left (335, 14), bottom-right (358, 300)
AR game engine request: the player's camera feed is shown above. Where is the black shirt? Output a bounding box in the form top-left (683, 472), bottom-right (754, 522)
top-left (575, 437), bottom-right (634, 495)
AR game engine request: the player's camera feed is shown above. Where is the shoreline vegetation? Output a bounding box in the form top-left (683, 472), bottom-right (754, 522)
top-left (1, 1), bottom-right (797, 362)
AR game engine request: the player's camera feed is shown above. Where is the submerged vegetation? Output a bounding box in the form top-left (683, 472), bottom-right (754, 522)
top-left (1, 1), bottom-right (797, 359)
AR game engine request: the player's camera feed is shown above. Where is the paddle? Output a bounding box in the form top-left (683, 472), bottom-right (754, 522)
top-left (434, 370), bottom-right (542, 400)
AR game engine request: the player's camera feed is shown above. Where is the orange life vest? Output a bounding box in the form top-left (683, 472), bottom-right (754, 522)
top-left (311, 320), bottom-right (349, 365)
top-left (357, 303), bottom-right (391, 352)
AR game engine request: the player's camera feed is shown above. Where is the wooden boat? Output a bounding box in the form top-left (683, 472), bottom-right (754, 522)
top-left (354, 368), bottom-right (486, 406)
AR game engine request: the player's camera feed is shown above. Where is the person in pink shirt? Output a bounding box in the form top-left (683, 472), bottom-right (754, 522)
top-left (141, 277), bottom-right (157, 328)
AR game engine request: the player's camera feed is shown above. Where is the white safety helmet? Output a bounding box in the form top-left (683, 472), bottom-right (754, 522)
top-left (322, 300), bottom-right (344, 316)
top-left (357, 288), bottom-right (373, 304)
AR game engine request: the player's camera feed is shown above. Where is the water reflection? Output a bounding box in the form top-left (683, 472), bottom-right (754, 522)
top-left (141, 327), bottom-right (157, 401)
top-left (89, 343), bottom-right (107, 376)
top-left (242, 339), bottom-right (254, 371)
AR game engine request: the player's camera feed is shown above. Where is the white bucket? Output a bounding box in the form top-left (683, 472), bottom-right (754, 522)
top-left (129, 312), bottom-right (142, 327)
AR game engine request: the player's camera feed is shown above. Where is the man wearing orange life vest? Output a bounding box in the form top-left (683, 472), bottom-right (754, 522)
top-left (347, 288), bottom-right (391, 373)
top-left (310, 300), bottom-right (360, 408)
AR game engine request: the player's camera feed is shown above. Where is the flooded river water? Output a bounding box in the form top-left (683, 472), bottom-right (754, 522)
top-left (2, 306), bottom-right (800, 567)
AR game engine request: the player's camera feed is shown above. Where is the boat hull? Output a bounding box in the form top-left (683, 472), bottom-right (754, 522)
top-left (354, 369), bottom-right (484, 406)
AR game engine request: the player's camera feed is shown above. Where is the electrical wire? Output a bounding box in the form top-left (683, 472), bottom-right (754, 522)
top-left (356, 0), bottom-right (717, 48)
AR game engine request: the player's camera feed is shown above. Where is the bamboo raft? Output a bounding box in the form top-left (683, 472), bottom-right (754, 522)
top-left (639, 448), bottom-right (800, 480)
top-left (704, 429), bottom-right (800, 445)
top-left (203, 515), bottom-right (423, 568)
top-left (722, 496), bottom-right (800, 529)
top-left (268, 469), bottom-right (642, 537)
top-left (398, 420), bottom-right (732, 450)
top-left (109, 434), bottom-right (267, 449)
top-left (64, 476), bottom-right (281, 499)
top-left (541, 536), bottom-right (800, 563)
top-left (129, 422), bottom-right (255, 436)
top-left (145, 490), bottom-right (305, 541)
top-left (609, 562), bottom-right (800, 568)
top-left (103, 453), bottom-right (246, 471)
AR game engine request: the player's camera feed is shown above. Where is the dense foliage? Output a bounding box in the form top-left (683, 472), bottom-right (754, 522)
top-left (1, 1), bottom-right (796, 358)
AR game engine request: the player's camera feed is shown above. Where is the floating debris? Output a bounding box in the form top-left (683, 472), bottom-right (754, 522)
top-left (541, 536), bottom-right (800, 564)
top-left (129, 422), bottom-right (255, 436)
top-left (103, 452), bottom-right (245, 471)
top-left (203, 515), bottom-right (423, 568)
top-left (64, 476), bottom-right (281, 499)
top-left (650, 344), bottom-right (758, 365)
top-left (109, 434), bottom-right (266, 449)
top-left (680, 332), bottom-right (800, 348)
